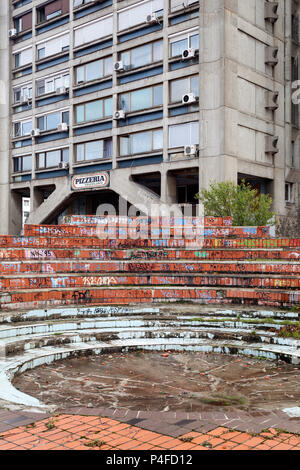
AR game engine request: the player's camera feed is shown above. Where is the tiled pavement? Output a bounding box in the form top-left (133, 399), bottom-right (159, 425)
top-left (1, 408), bottom-right (300, 450)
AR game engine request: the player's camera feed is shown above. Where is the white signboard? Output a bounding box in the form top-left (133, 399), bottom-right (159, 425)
top-left (71, 172), bottom-right (110, 191)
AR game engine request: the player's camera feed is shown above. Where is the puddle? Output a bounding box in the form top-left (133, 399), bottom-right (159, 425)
top-left (13, 351), bottom-right (300, 412)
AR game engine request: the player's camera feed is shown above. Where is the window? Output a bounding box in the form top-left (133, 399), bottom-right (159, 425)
top-left (119, 85), bottom-right (163, 112)
top-left (120, 129), bottom-right (163, 156)
top-left (170, 75), bottom-right (199, 102)
top-left (37, 33), bottom-right (69, 60)
top-left (75, 57), bottom-right (113, 84)
top-left (14, 48), bottom-right (32, 68)
top-left (37, 148), bottom-right (69, 169)
top-left (36, 72), bottom-right (69, 96)
top-left (37, 110), bottom-right (69, 131)
top-left (37, 0), bottom-right (69, 23)
top-left (169, 121), bottom-right (199, 148)
top-left (13, 155), bottom-right (32, 172)
top-left (285, 183), bottom-right (293, 202)
top-left (13, 83), bottom-right (32, 103)
top-left (169, 29), bottom-right (199, 57)
top-left (76, 139), bottom-right (112, 161)
top-left (120, 40), bottom-right (163, 71)
top-left (75, 98), bottom-right (112, 123)
top-left (13, 119), bottom-right (32, 137)
top-left (74, 15), bottom-right (113, 48)
top-left (170, 0), bottom-right (198, 13)
top-left (118, 0), bottom-right (163, 31)
top-left (14, 11), bottom-right (32, 33)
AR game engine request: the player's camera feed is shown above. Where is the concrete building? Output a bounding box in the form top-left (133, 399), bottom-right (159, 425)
top-left (0, 0), bottom-right (299, 234)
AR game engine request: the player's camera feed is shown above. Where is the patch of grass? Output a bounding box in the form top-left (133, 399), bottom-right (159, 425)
top-left (45, 419), bottom-right (56, 430)
top-left (84, 439), bottom-right (106, 448)
top-left (180, 436), bottom-right (194, 442)
top-left (202, 441), bottom-right (213, 448)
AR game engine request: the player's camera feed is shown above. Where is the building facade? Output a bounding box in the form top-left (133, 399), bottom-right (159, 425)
top-left (0, 0), bottom-right (299, 234)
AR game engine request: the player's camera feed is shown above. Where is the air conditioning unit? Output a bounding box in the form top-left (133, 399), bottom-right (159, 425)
top-left (182, 48), bottom-right (195, 60)
top-left (20, 95), bottom-right (29, 103)
top-left (114, 61), bottom-right (124, 72)
top-left (264, 1), bottom-right (279, 23)
top-left (8, 29), bottom-right (17, 38)
top-left (55, 86), bottom-right (68, 95)
top-left (184, 144), bottom-right (198, 156)
top-left (31, 129), bottom-right (40, 137)
top-left (265, 90), bottom-right (279, 110)
top-left (146, 12), bottom-right (159, 24)
top-left (57, 122), bottom-right (68, 131)
top-left (265, 46), bottom-right (278, 66)
top-left (265, 135), bottom-right (279, 154)
top-left (182, 93), bottom-right (197, 104)
top-left (114, 110), bottom-right (126, 120)
top-left (58, 162), bottom-right (69, 169)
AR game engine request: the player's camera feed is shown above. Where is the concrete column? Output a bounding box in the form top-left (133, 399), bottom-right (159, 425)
top-left (10, 191), bottom-right (23, 235)
top-left (160, 168), bottom-right (177, 204)
top-left (0, 0), bottom-right (10, 234)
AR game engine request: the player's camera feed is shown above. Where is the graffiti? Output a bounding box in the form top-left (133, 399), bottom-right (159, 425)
top-left (72, 290), bottom-right (91, 303)
top-left (83, 277), bottom-right (117, 286)
top-left (25, 249), bottom-right (56, 259)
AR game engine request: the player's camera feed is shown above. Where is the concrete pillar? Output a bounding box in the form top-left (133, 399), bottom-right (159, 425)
top-left (0, 0), bottom-right (10, 235)
top-left (160, 169), bottom-right (177, 204)
top-left (10, 191), bottom-right (23, 235)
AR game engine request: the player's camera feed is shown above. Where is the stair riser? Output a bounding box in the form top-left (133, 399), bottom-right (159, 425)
top-left (0, 237), bottom-right (298, 249)
top-left (1, 288), bottom-right (298, 309)
top-left (4, 328), bottom-right (298, 356)
top-left (0, 261), bottom-right (298, 275)
top-left (61, 216), bottom-right (233, 226)
top-left (1, 275), bottom-right (299, 290)
top-left (24, 225), bottom-right (273, 239)
top-left (0, 248), bottom-right (299, 261)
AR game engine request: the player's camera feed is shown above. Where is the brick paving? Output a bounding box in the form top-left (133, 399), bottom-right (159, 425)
top-left (0, 408), bottom-right (300, 450)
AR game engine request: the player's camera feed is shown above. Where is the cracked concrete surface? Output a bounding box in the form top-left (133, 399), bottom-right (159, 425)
top-left (13, 351), bottom-right (300, 413)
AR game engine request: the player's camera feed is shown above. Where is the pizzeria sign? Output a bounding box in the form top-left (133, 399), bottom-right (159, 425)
top-left (71, 172), bottom-right (110, 191)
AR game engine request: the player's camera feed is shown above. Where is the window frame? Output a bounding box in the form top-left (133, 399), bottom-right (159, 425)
top-left (169, 74), bottom-right (199, 103)
top-left (119, 84), bottom-right (163, 113)
top-left (74, 97), bottom-right (113, 124)
top-left (169, 28), bottom-right (199, 58)
top-left (75, 57), bottom-right (113, 85)
top-left (13, 118), bottom-right (32, 138)
top-left (119, 128), bottom-right (163, 156)
top-left (13, 154), bottom-right (32, 173)
top-left (36, 71), bottom-right (70, 97)
top-left (36, 147), bottom-right (69, 170)
top-left (36, 109), bottom-right (69, 132)
top-left (75, 138), bottom-right (113, 162)
top-left (120, 39), bottom-right (163, 71)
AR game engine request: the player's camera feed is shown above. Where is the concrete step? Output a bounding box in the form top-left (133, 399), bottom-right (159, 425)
top-left (0, 286), bottom-right (299, 310)
top-left (60, 215), bottom-right (233, 226)
top-left (1, 273), bottom-right (299, 290)
top-left (0, 247), bottom-right (299, 260)
top-left (23, 224), bottom-right (274, 239)
top-left (0, 259), bottom-right (298, 275)
top-left (0, 236), bottom-right (298, 249)
top-left (0, 304), bottom-right (298, 324)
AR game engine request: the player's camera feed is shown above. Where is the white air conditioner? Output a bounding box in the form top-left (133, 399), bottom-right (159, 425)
top-left (20, 95), bottom-right (29, 103)
top-left (58, 162), bottom-right (69, 169)
top-left (55, 86), bottom-right (68, 95)
top-left (182, 93), bottom-right (197, 104)
top-left (146, 12), bottom-right (159, 24)
top-left (8, 29), bottom-right (17, 38)
top-left (114, 61), bottom-right (124, 72)
top-left (184, 144), bottom-right (198, 156)
top-left (57, 122), bottom-right (68, 131)
top-left (182, 48), bottom-right (195, 60)
top-left (31, 129), bottom-right (40, 137)
top-left (114, 110), bottom-right (126, 120)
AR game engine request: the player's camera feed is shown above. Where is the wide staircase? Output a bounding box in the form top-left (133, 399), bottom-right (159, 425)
top-left (0, 216), bottom-right (299, 409)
